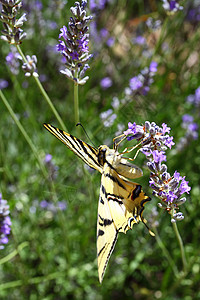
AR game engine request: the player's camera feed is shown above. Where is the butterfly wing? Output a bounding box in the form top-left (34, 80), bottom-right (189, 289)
top-left (43, 123), bottom-right (102, 173)
top-left (97, 163), bottom-right (151, 283)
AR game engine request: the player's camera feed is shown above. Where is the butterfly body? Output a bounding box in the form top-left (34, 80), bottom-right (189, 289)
top-left (43, 123), bottom-right (152, 283)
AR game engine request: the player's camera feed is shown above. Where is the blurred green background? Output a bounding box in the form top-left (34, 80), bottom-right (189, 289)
top-left (0, 0), bottom-right (200, 299)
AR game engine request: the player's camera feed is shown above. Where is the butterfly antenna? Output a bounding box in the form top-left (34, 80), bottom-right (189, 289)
top-left (76, 123), bottom-right (97, 148)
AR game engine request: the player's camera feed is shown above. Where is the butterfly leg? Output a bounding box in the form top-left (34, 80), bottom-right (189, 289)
top-left (113, 134), bottom-right (127, 150)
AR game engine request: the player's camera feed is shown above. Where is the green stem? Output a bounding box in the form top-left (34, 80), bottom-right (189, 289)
top-left (154, 227), bottom-right (179, 277)
top-left (0, 271), bottom-right (64, 290)
top-left (172, 216), bottom-right (188, 274)
top-left (0, 90), bottom-right (48, 179)
top-left (16, 45), bottom-right (67, 132)
top-left (0, 242), bottom-right (29, 265)
top-left (74, 72), bottom-right (79, 125)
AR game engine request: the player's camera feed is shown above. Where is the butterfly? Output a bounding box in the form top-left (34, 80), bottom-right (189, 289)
top-left (43, 123), bottom-right (153, 283)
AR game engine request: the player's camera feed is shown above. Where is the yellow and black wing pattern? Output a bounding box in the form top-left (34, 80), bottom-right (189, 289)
top-left (97, 163), bottom-right (151, 283)
top-left (43, 123), bottom-right (102, 173)
top-left (43, 123), bottom-right (152, 283)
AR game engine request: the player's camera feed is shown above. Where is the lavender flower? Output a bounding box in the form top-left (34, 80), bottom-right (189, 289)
top-left (22, 55), bottom-right (38, 77)
top-left (186, 3), bottom-right (200, 24)
top-left (100, 77), bottom-right (112, 89)
top-left (176, 114), bottom-right (198, 151)
top-left (146, 18), bottom-right (161, 31)
top-left (0, 79), bottom-right (9, 89)
top-left (187, 86), bottom-right (200, 107)
top-left (123, 121), bottom-right (190, 221)
top-left (124, 121), bottom-right (174, 151)
top-left (40, 200), bottom-right (67, 212)
top-left (6, 47), bottom-right (22, 75)
top-left (176, 87), bottom-right (200, 151)
top-left (133, 36), bottom-right (147, 45)
top-left (100, 109), bottom-right (116, 127)
top-left (57, 0), bottom-right (93, 85)
top-left (162, 0), bottom-right (183, 13)
top-left (129, 62), bottom-right (158, 95)
top-left (0, 0), bottom-right (27, 44)
top-left (89, 0), bottom-right (110, 12)
top-left (0, 193), bottom-right (12, 249)
top-left (44, 154), bottom-right (59, 181)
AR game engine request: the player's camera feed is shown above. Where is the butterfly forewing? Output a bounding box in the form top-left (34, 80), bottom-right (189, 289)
top-left (44, 123), bottom-right (102, 173)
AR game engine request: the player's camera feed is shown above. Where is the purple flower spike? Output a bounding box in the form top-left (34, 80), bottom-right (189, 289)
top-left (57, 0), bottom-right (93, 85)
top-left (0, 0), bottom-right (27, 45)
top-left (162, 0), bottom-right (183, 13)
top-left (44, 154), bottom-right (59, 181)
top-left (129, 62), bottom-right (158, 96)
top-left (0, 194), bottom-right (12, 249)
top-left (176, 88), bottom-right (199, 151)
top-left (123, 121), bottom-right (190, 222)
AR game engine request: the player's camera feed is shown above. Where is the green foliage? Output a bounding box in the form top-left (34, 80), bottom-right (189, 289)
top-left (0, 0), bottom-right (200, 299)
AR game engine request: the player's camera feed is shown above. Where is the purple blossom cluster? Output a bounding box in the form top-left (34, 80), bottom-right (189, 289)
top-left (90, 21), bottom-right (115, 52)
top-left (6, 47), bottom-right (22, 75)
top-left (187, 87), bottom-right (200, 107)
top-left (30, 199), bottom-right (67, 215)
top-left (176, 115), bottom-right (198, 151)
top-left (44, 154), bottom-right (59, 181)
top-left (176, 87), bottom-right (199, 151)
top-left (129, 62), bottom-right (158, 96)
top-left (0, 0), bottom-right (27, 44)
top-left (162, 0), bottom-right (183, 13)
top-left (124, 121), bottom-right (190, 221)
top-left (186, 2), bottom-right (200, 24)
top-left (100, 108), bottom-right (116, 127)
top-left (146, 18), bottom-right (162, 31)
top-left (89, 0), bottom-right (111, 12)
top-left (22, 55), bottom-right (38, 77)
top-left (40, 200), bottom-right (67, 212)
top-left (57, 0), bottom-right (93, 85)
top-left (124, 121), bottom-right (175, 150)
top-left (0, 194), bottom-right (12, 249)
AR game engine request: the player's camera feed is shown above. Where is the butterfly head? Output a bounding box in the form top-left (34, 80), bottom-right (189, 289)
top-left (97, 145), bottom-right (110, 166)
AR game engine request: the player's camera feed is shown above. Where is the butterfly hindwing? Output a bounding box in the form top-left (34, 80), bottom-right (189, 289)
top-left (97, 161), bottom-right (151, 283)
top-left (97, 180), bottom-right (118, 283)
top-left (43, 123), bottom-right (102, 173)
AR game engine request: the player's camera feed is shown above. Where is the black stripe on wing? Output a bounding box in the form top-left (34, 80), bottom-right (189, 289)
top-left (43, 123), bottom-right (102, 173)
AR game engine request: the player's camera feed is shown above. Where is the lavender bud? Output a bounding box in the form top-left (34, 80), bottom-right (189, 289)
top-left (150, 183), bottom-right (160, 192)
top-left (161, 172), bottom-right (170, 182)
top-left (155, 141), bottom-right (162, 148)
top-left (160, 164), bottom-right (167, 173)
top-left (158, 202), bottom-right (166, 209)
top-left (22, 55), bottom-right (38, 77)
top-left (60, 68), bottom-right (73, 80)
top-left (77, 76), bottom-right (89, 85)
top-left (150, 127), bottom-right (156, 135)
top-left (145, 121), bottom-right (151, 131)
top-left (173, 212), bottom-right (184, 221)
top-left (147, 162), bottom-right (156, 172)
top-left (169, 178), bottom-right (179, 189)
top-left (176, 197), bottom-right (186, 206)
